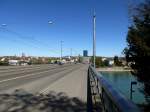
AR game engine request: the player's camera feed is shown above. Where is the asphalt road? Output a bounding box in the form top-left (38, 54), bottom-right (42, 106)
top-left (0, 64), bottom-right (87, 97)
top-left (0, 63), bottom-right (88, 112)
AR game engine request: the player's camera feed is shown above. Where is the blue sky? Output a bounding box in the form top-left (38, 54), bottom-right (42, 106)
top-left (0, 0), bottom-right (136, 57)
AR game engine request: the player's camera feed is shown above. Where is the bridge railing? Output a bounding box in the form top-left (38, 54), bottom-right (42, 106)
top-left (87, 65), bottom-right (141, 112)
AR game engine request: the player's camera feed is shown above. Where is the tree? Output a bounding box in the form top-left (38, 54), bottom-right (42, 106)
top-left (114, 56), bottom-right (122, 66)
top-left (124, 1), bottom-right (150, 97)
top-left (78, 56), bottom-right (83, 63)
top-left (90, 56), bottom-right (103, 67)
top-left (0, 61), bottom-right (8, 66)
top-left (95, 57), bottom-right (102, 68)
top-left (103, 60), bottom-right (109, 66)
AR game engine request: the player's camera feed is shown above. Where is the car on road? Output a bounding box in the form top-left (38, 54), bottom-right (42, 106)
top-left (58, 61), bottom-right (64, 65)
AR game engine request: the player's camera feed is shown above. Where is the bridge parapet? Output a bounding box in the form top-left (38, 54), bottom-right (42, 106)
top-left (87, 65), bottom-right (141, 112)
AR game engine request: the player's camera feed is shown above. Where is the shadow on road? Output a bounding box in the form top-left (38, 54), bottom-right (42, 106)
top-left (0, 89), bottom-right (87, 112)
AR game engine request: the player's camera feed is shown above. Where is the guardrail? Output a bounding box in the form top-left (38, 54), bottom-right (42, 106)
top-left (87, 65), bottom-right (141, 112)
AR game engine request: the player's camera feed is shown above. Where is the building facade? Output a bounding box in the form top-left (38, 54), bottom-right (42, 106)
top-left (83, 50), bottom-right (88, 57)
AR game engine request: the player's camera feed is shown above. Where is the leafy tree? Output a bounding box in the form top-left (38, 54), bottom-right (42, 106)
top-left (103, 59), bottom-right (109, 66)
top-left (48, 58), bottom-right (52, 64)
top-left (95, 57), bottom-right (102, 68)
top-left (90, 56), bottom-right (105, 67)
top-left (78, 56), bottom-right (83, 63)
top-left (114, 56), bottom-right (122, 66)
top-left (114, 56), bottom-right (119, 66)
top-left (0, 61), bottom-right (8, 66)
top-left (124, 1), bottom-right (150, 97)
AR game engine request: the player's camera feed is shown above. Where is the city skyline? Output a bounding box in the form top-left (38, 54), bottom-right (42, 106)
top-left (0, 0), bottom-right (141, 57)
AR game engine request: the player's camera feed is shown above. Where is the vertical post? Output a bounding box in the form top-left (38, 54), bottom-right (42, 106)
top-left (70, 48), bottom-right (72, 57)
top-left (93, 12), bottom-right (96, 68)
top-left (60, 41), bottom-right (63, 61)
top-left (130, 81), bottom-right (137, 100)
top-left (130, 83), bottom-right (133, 100)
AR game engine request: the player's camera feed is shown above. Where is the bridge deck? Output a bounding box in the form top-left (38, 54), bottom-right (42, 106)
top-left (0, 64), bottom-right (88, 112)
top-left (40, 64), bottom-right (88, 102)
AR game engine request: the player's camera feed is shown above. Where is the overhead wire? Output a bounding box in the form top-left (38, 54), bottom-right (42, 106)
top-left (0, 27), bottom-right (60, 55)
top-left (0, 26), bottom-right (80, 56)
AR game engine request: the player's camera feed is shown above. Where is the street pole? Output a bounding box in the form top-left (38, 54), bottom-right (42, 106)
top-left (60, 41), bottom-right (63, 61)
top-left (93, 12), bottom-right (96, 68)
top-left (70, 48), bottom-right (72, 57)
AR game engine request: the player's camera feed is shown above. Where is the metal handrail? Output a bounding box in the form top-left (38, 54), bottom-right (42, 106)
top-left (88, 65), bottom-right (141, 112)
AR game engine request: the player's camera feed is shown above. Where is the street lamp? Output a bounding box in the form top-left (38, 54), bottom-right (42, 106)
top-left (1, 24), bottom-right (7, 27)
top-left (70, 48), bottom-right (72, 57)
top-left (0, 24), bottom-right (7, 32)
top-left (93, 12), bottom-right (96, 68)
top-left (48, 21), bottom-right (53, 24)
top-left (0, 24), bottom-right (7, 29)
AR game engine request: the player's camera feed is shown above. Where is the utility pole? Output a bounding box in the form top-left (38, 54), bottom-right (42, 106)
top-left (60, 41), bottom-right (63, 61)
top-left (70, 48), bottom-right (72, 57)
top-left (93, 11), bottom-right (96, 68)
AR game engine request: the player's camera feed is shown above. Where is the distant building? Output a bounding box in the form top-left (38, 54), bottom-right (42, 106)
top-left (83, 50), bottom-right (88, 57)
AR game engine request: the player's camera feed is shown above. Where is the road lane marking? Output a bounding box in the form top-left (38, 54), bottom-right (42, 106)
top-left (0, 66), bottom-right (57, 77)
top-left (0, 65), bottom-right (76, 84)
top-left (39, 67), bottom-right (79, 94)
top-left (0, 69), bottom-right (56, 83)
top-left (0, 65), bottom-right (58, 73)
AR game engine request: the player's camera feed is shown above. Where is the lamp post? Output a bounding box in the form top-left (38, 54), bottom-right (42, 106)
top-left (93, 12), bottom-right (96, 68)
top-left (70, 48), bottom-right (72, 57)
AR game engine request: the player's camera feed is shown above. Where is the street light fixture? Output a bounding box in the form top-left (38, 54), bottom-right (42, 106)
top-left (0, 24), bottom-right (7, 29)
top-left (1, 24), bottom-right (7, 27)
top-left (0, 24), bottom-right (7, 31)
top-left (48, 21), bottom-right (53, 24)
